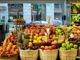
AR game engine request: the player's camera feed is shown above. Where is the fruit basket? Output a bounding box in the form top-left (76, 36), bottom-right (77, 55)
top-left (20, 49), bottom-right (38, 60)
top-left (40, 49), bottom-right (58, 60)
top-left (59, 49), bottom-right (77, 60)
top-left (0, 55), bottom-right (18, 60)
top-left (59, 41), bottom-right (78, 60)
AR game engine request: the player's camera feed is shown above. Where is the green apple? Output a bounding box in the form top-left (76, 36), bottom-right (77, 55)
top-left (66, 44), bottom-right (71, 50)
top-left (60, 47), bottom-right (66, 50)
top-left (70, 43), bottom-right (73, 48)
top-left (71, 48), bottom-right (75, 50)
top-left (66, 41), bottom-right (69, 44)
top-left (74, 45), bottom-right (78, 49)
top-left (62, 43), bottom-right (66, 48)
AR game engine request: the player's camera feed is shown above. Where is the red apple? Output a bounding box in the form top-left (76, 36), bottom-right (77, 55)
top-left (47, 39), bottom-right (52, 44)
top-left (51, 45), bottom-right (57, 49)
top-left (41, 41), bottom-right (46, 46)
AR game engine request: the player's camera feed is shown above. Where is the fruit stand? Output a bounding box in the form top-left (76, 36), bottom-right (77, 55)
top-left (0, 0), bottom-right (80, 60)
top-left (0, 24), bottom-right (79, 60)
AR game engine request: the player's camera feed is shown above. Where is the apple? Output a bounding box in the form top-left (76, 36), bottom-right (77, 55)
top-left (51, 40), bottom-right (57, 45)
top-left (74, 45), bottom-right (77, 49)
top-left (28, 42), bottom-right (33, 48)
top-left (51, 45), bottom-right (57, 49)
top-left (71, 48), bottom-right (75, 50)
top-left (41, 46), bottom-right (45, 49)
top-left (62, 43), bottom-right (66, 47)
top-left (66, 44), bottom-right (71, 50)
top-left (47, 39), bottom-right (52, 45)
top-left (60, 47), bottom-right (66, 50)
top-left (70, 43), bottom-right (73, 48)
top-left (49, 35), bottom-right (53, 39)
top-left (66, 41), bottom-right (70, 44)
top-left (41, 41), bottom-right (46, 46)
top-left (48, 46), bottom-right (52, 50)
top-left (61, 42), bottom-right (77, 50)
top-left (44, 46), bottom-right (49, 50)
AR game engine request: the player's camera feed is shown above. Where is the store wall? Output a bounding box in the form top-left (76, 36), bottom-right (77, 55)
top-left (46, 3), bottom-right (54, 25)
top-left (23, 3), bottom-right (31, 24)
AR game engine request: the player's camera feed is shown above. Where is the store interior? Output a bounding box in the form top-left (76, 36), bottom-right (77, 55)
top-left (0, 0), bottom-right (80, 60)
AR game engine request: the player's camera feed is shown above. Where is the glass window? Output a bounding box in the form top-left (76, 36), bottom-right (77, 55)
top-left (31, 3), bottom-right (46, 22)
top-left (8, 4), bottom-right (23, 19)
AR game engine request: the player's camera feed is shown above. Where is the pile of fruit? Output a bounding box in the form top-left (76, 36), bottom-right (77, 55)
top-left (16, 25), bottom-right (59, 49)
top-left (18, 25), bottom-right (80, 50)
top-left (0, 32), bottom-right (19, 57)
top-left (69, 26), bottom-right (80, 43)
top-left (60, 41), bottom-right (77, 50)
top-left (0, 42), bottom-right (19, 57)
top-left (5, 24), bottom-right (79, 51)
top-left (55, 26), bottom-right (65, 43)
top-left (1, 24), bottom-right (79, 59)
top-left (40, 40), bottom-right (59, 50)
top-left (7, 32), bottom-right (17, 44)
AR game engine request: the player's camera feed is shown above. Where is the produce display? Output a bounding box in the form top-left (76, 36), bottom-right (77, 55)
top-left (0, 42), bottom-right (19, 57)
top-left (1, 24), bottom-right (79, 60)
top-left (40, 41), bottom-right (59, 50)
top-left (60, 41), bottom-right (78, 60)
top-left (0, 34), bottom-right (19, 57)
top-left (17, 25), bottom-right (65, 50)
top-left (69, 25), bottom-right (80, 43)
top-left (16, 24), bottom-right (80, 49)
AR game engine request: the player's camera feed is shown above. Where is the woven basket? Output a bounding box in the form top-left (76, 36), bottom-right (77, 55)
top-left (20, 49), bottom-right (38, 60)
top-left (59, 49), bottom-right (77, 60)
top-left (0, 55), bottom-right (18, 60)
top-left (40, 49), bottom-right (58, 60)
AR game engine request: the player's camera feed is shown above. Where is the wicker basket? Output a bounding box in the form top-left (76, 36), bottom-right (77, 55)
top-left (59, 49), bottom-right (77, 60)
top-left (20, 49), bottom-right (38, 60)
top-left (0, 55), bottom-right (18, 60)
top-left (40, 49), bottom-right (58, 60)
